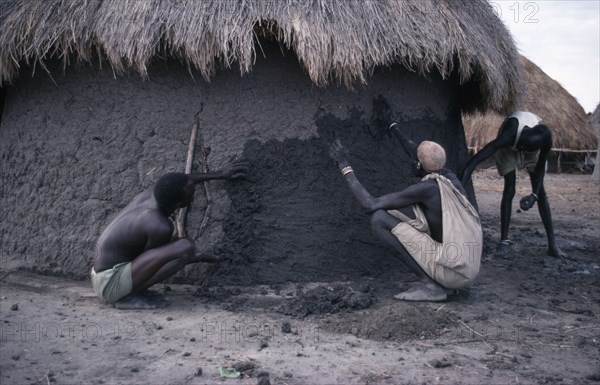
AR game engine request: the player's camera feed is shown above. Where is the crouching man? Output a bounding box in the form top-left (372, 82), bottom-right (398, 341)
top-left (329, 125), bottom-right (482, 301)
top-left (92, 161), bottom-right (247, 308)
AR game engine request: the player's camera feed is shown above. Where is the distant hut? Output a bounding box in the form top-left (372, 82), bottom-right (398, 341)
top-left (463, 55), bottom-right (598, 173)
top-left (0, 1), bottom-right (521, 285)
top-left (591, 104), bottom-right (600, 181)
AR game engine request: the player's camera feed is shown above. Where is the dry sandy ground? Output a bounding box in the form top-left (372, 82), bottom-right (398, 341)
top-left (1, 172), bottom-right (599, 385)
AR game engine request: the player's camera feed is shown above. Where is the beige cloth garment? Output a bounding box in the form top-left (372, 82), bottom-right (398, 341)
top-left (91, 262), bottom-right (133, 303)
top-left (387, 205), bottom-right (430, 235)
top-left (390, 174), bottom-right (482, 289)
top-left (495, 111), bottom-right (542, 176)
top-left (495, 147), bottom-right (540, 176)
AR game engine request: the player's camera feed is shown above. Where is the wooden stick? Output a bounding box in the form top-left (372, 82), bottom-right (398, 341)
top-left (467, 146), bottom-right (598, 154)
top-left (564, 325), bottom-right (600, 333)
top-left (176, 119), bottom-right (199, 238)
top-left (458, 320), bottom-right (497, 351)
top-left (197, 116), bottom-right (213, 238)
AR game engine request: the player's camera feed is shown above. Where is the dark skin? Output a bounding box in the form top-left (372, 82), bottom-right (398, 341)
top-left (330, 125), bottom-right (466, 301)
top-left (94, 161), bottom-right (248, 303)
top-left (460, 117), bottom-right (566, 258)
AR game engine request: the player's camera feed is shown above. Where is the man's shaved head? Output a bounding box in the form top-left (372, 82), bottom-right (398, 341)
top-left (417, 141), bottom-right (446, 173)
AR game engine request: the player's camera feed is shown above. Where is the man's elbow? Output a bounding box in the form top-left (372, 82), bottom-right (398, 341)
top-left (363, 201), bottom-right (380, 213)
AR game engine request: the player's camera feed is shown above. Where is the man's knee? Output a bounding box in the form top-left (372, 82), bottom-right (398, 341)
top-left (503, 172), bottom-right (517, 198)
top-left (370, 209), bottom-right (394, 231)
top-left (503, 185), bottom-right (516, 199)
top-left (172, 239), bottom-right (195, 258)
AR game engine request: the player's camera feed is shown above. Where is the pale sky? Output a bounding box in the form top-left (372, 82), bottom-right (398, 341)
top-left (491, 0), bottom-right (600, 113)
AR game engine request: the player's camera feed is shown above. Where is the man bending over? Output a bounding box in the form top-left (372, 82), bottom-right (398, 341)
top-left (92, 161), bottom-right (247, 308)
top-left (460, 111), bottom-right (565, 258)
top-left (329, 125), bottom-right (482, 301)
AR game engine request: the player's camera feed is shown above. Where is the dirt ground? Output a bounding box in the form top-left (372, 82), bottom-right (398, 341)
top-left (1, 171), bottom-right (599, 385)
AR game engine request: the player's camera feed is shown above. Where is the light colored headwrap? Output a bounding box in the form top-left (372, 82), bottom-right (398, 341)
top-left (417, 141), bottom-right (446, 173)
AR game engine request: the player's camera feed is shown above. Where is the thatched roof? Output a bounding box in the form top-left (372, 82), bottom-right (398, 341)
top-left (463, 56), bottom-right (598, 151)
top-left (0, 0), bottom-right (521, 113)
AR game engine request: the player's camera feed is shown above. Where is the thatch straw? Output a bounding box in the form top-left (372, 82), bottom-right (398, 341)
top-left (591, 104), bottom-right (600, 181)
top-left (0, 0), bottom-right (521, 113)
top-left (463, 56), bottom-right (598, 151)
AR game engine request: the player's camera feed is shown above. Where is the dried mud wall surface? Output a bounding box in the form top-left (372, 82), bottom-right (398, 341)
top-left (0, 43), bottom-right (468, 285)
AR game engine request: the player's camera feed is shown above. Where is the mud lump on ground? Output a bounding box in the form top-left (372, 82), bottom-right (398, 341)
top-left (277, 283), bottom-right (373, 318)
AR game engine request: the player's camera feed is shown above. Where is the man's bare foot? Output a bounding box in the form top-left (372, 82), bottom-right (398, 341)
top-left (495, 240), bottom-right (512, 258)
top-left (114, 291), bottom-right (168, 309)
top-left (393, 281), bottom-right (447, 302)
top-left (548, 246), bottom-right (567, 258)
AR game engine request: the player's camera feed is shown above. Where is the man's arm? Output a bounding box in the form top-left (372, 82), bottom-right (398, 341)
top-left (389, 123), bottom-right (418, 157)
top-left (460, 118), bottom-right (517, 185)
top-left (329, 140), bottom-right (430, 212)
top-left (187, 160), bottom-right (248, 183)
top-left (347, 176), bottom-right (434, 212)
top-left (520, 125), bottom-right (552, 210)
top-left (460, 140), bottom-right (501, 185)
top-left (530, 128), bottom-right (552, 196)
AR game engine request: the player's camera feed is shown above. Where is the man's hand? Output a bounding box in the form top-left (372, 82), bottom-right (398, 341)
top-left (221, 160), bottom-right (249, 180)
top-left (329, 139), bottom-right (350, 169)
top-left (388, 122), bottom-right (401, 136)
top-left (519, 193), bottom-right (538, 211)
top-left (372, 95), bottom-right (393, 129)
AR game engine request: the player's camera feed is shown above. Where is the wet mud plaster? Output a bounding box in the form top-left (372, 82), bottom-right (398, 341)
top-left (211, 108), bottom-right (456, 286)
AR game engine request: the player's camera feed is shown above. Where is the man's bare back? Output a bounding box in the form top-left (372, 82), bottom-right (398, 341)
top-left (94, 190), bottom-right (173, 272)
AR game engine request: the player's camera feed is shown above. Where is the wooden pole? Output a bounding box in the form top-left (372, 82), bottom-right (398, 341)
top-left (592, 138), bottom-right (600, 182)
top-left (197, 118), bottom-right (213, 238)
top-left (176, 119), bottom-right (198, 238)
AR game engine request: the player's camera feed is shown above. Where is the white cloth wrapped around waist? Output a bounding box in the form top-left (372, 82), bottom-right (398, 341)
top-left (388, 174), bottom-right (483, 289)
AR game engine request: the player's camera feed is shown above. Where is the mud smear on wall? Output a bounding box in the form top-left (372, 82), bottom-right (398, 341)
top-left (208, 107), bottom-right (447, 286)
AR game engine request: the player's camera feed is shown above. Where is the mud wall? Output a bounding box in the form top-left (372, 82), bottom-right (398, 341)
top-left (0, 42), bottom-right (468, 285)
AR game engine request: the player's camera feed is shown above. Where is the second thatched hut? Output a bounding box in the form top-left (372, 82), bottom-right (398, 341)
top-left (463, 55), bottom-right (598, 173)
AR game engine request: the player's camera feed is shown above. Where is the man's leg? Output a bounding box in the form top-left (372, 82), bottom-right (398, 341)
top-left (370, 210), bottom-right (427, 279)
top-left (528, 177), bottom-right (567, 257)
top-left (370, 210), bottom-right (447, 301)
top-left (129, 245), bottom-right (218, 294)
top-left (130, 238), bottom-right (196, 291)
top-left (132, 258), bottom-right (187, 293)
top-left (497, 171), bottom-right (516, 257)
top-left (114, 239), bottom-right (196, 309)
